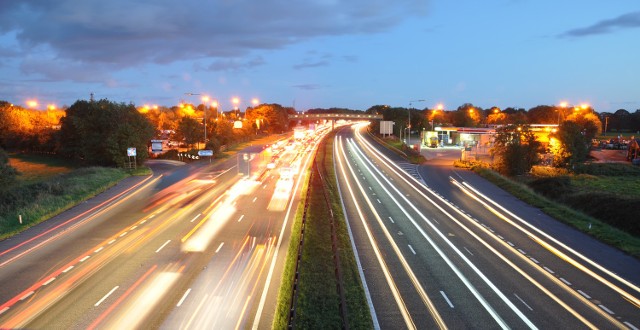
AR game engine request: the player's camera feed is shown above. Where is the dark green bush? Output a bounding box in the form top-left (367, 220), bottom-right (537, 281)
top-left (573, 163), bottom-right (640, 176)
top-left (527, 176), bottom-right (573, 200)
top-left (563, 193), bottom-right (640, 236)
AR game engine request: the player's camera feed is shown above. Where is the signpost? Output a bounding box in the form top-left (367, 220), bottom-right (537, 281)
top-left (127, 147), bottom-right (137, 169)
top-left (151, 140), bottom-right (163, 153)
top-left (198, 149), bottom-right (213, 163)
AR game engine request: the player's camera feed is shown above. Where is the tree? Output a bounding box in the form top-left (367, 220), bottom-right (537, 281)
top-left (526, 105), bottom-right (558, 124)
top-left (551, 120), bottom-right (591, 168)
top-left (490, 125), bottom-right (542, 176)
top-left (176, 116), bottom-right (201, 148)
top-left (451, 103), bottom-right (483, 127)
top-left (0, 147), bottom-right (18, 188)
top-left (57, 99), bottom-right (154, 166)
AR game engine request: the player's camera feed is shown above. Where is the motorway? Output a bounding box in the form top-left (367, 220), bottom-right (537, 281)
top-left (0, 132), bottom-right (324, 329)
top-left (334, 123), bottom-right (640, 329)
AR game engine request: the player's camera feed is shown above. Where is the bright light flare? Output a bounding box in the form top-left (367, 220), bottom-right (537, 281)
top-left (182, 205), bottom-right (236, 252)
top-left (105, 271), bottom-right (180, 329)
top-left (26, 100), bottom-right (38, 108)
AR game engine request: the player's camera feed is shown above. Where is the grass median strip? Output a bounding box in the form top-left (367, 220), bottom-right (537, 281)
top-left (273, 132), bottom-right (372, 329)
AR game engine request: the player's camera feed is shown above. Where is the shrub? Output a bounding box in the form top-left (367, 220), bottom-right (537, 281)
top-left (573, 163), bottom-right (640, 176)
top-left (563, 193), bottom-right (640, 236)
top-left (526, 176), bottom-right (572, 200)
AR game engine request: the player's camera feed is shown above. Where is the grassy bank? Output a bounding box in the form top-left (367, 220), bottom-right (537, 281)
top-left (0, 166), bottom-right (138, 240)
top-left (273, 132), bottom-right (372, 329)
top-left (473, 167), bottom-right (640, 258)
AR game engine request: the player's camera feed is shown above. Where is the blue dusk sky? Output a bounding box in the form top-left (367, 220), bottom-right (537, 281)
top-left (0, 1), bottom-right (638, 112)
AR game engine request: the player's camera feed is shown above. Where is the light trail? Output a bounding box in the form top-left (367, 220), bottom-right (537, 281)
top-left (352, 127), bottom-right (623, 328)
top-left (347, 137), bottom-right (517, 329)
top-left (458, 179), bottom-right (640, 306)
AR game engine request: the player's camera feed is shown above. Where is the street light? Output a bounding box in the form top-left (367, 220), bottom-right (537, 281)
top-left (408, 99), bottom-right (425, 145)
top-left (185, 92), bottom-right (209, 149)
top-left (431, 103), bottom-right (443, 131)
top-left (211, 100), bottom-right (218, 120)
top-left (232, 97), bottom-right (240, 119)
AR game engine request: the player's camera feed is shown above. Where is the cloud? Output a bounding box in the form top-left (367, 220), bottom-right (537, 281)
top-left (560, 11), bottom-right (640, 37)
top-left (199, 56), bottom-right (266, 72)
top-left (293, 60), bottom-right (330, 70)
top-left (0, 0), bottom-right (428, 81)
top-left (293, 84), bottom-right (326, 90)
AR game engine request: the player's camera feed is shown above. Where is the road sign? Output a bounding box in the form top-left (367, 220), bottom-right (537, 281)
top-left (198, 150), bottom-right (213, 156)
top-left (127, 148), bottom-right (136, 156)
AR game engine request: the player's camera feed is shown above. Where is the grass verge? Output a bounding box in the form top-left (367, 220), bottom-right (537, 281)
top-left (273, 132), bottom-right (372, 329)
top-left (473, 167), bottom-right (640, 258)
top-left (0, 167), bottom-right (133, 240)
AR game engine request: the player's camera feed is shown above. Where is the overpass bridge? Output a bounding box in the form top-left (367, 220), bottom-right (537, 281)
top-left (288, 113), bottom-right (383, 120)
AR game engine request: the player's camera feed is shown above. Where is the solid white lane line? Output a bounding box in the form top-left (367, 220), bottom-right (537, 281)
top-left (514, 293), bottom-right (533, 311)
top-left (95, 286), bottom-right (119, 306)
top-left (238, 215), bottom-right (245, 222)
top-left (62, 265), bottom-right (74, 273)
top-left (408, 245), bottom-right (416, 255)
top-left (215, 242), bottom-right (224, 253)
top-left (43, 277), bottom-right (56, 286)
top-left (190, 214), bottom-right (201, 223)
top-left (155, 240), bottom-right (171, 253)
top-left (440, 291), bottom-right (454, 308)
top-left (79, 255), bottom-right (90, 262)
top-left (559, 278), bottom-right (572, 286)
top-left (177, 288), bottom-right (192, 307)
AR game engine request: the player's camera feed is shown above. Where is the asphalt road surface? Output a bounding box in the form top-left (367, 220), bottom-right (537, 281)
top-left (334, 123), bottom-right (640, 329)
top-left (0, 127), bottom-right (330, 329)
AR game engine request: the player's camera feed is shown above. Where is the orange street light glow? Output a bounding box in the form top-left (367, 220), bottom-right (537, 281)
top-left (202, 95), bottom-right (209, 103)
top-left (559, 101), bottom-right (568, 108)
top-left (252, 98), bottom-right (259, 106)
top-left (47, 104), bottom-right (56, 110)
top-left (27, 100), bottom-right (38, 108)
top-left (211, 100), bottom-right (218, 108)
top-left (436, 103), bottom-right (444, 110)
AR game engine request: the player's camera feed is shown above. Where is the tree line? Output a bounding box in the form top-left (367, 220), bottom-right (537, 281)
top-left (0, 99), bottom-right (297, 168)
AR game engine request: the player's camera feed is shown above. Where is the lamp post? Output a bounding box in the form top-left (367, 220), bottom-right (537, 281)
top-left (408, 99), bottom-right (425, 146)
top-left (232, 97), bottom-right (240, 119)
top-left (185, 92), bottom-right (209, 149)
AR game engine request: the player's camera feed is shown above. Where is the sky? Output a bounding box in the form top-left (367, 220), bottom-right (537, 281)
top-left (0, 0), bottom-right (638, 113)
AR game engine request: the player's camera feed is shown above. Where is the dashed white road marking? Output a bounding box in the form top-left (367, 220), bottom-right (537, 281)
top-left (388, 217), bottom-right (394, 223)
top-left (577, 290), bottom-right (591, 299)
top-left (623, 321), bottom-right (638, 330)
top-left (440, 291), bottom-right (454, 308)
top-left (238, 215), bottom-right (245, 222)
top-left (514, 293), bottom-right (533, 311)
top-left (79, 255), bottom-right (90, 262)
top-left (20, 291), bottom-right (34, 301)
top-left (463, 247), bottom-right (474, 256)
top-left (62, 265), bottom-right (74, 273)
top-left (95, 286), bottom-right (119, 306)
top-left (215, 242), bottom-right (225, 253)
top-left (252, 197), bottom-right (257, 203)
top-left (190, 214), bottom-right (201, 223)
top-left (119, 232), bottom-right (128, 238)
top-left (408, 245), bottom-right (416, 255)
top-left (95, 247), bottom-right (104, 253)
top-left (559, 278), bottom-right (572, 286)
top-left (543, 266), bottom-right (555, 274)
top-left (43, 277), bottom-right (56, 286)
top-left (177, 288), bottom-right (192, 307)
top-left (156, 240), bottom-right (171, 253)
top-left (108, 239), bottom-right (116, 245)
top-left (598, 304), bottom-right (614, 315)
top-left (529, 257), bottom-right (540, 264)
